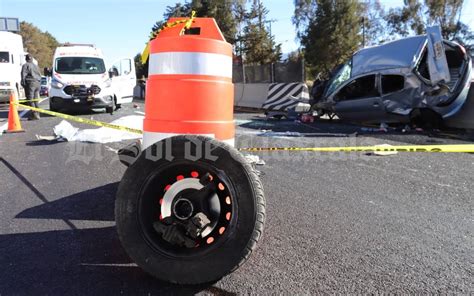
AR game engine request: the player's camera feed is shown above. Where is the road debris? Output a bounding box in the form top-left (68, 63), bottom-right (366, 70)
top-left (104, 146), bottom-right (120, 153)
top-left (35, 135), bottom-right (63, 141)
top-left (367, 144), bottom-right (399, 156)
top-left (53, 115), bottom-right (143, 143)
top-left (244, 154), bottom-right (266, 165)
top-left (300, 114), bottom-right (315, 123)
top-left (259, 131), bottom-right (303, 137)
top-left (379, 122), bottom-right (389, 132)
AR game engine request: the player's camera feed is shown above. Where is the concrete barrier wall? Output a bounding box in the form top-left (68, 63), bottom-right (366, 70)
top-left (234, 82), bottom-right (310, 111)
top-left (262, 83), bottom-right (310, 111)
top-left (234, 83), bottom-right (270, 109)
top-left (136, 81), bottom-right (309, 111)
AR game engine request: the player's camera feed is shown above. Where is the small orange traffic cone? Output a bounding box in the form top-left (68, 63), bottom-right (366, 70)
top-left (5, 92), bottom-right (24, 133)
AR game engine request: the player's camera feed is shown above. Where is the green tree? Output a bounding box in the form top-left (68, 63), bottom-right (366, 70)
top-left (298, 0), bottom-right (363, 76)
top-left (292, 0), bottom-right (318, 41)
top-left (242, 0), bottom-right (281, 64)
top-left (385, 0), bottom-right (473, 45)
top-left (361, 0), bottom-right (387, 46)
top-left (294, 0), bottom-right (387, 47)
top-left (164, 2), bottom-right (192, 18)
top-left (233, 0), bottom-right (248, 59)
top-left (191, 0), bottom-right (244, 44)
top-left (149, 3), bottom-right (191, 39)
top-left (150, 1), bottom-right (245, 45)
top-left (134, 53), bottom-right (148, 78)
top-left (146, 1), bottom-right (282, 65)
top-left (19, 22), bottom-right (59, 70)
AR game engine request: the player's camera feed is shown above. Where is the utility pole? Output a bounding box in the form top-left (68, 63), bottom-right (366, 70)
top-left (264, 19), bottom-right (277, 36)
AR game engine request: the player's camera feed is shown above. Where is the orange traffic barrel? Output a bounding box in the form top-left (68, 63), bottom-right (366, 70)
top-left (5, 93), bottom-right (25, 133)
top-left (143, 18), bottom-right (234, 149)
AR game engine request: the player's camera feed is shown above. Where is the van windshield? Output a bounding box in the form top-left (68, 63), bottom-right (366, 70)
top-left (0, 52), bottom-right (9, 63)
top-left (55, 57), bottom-right (105, 74)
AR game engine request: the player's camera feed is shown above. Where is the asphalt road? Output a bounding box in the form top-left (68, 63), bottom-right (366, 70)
top-left (0, 99), bottom-right (472, 294)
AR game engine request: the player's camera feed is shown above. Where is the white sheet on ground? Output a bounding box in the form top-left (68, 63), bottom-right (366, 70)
top-left (0, 122), bottom-right (7, 135)
top-left (53, 115), bottom-right (143, 143)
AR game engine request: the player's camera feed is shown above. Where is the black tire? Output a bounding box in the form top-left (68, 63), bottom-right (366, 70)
top-left (115, 136), bottom-right (265, 284)
top-left (114, 96), bottom-right (121, 111)
top-left (410, 108), bottom-right (443, 129)
top-left (106, 99), bottom-right (115, 114)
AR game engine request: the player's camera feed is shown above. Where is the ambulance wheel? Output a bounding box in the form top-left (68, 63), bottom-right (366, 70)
top-left (115, 136), bottom-right (265, 284)
top-left (105, 100), bottom-right (114, 114)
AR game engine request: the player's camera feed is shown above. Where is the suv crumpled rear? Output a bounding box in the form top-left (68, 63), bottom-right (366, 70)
top-left (312, 26), bottom-right (472, 125)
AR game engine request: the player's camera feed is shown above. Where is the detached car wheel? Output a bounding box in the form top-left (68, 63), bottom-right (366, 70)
top-left (115, 136), bottom-right (265, 284)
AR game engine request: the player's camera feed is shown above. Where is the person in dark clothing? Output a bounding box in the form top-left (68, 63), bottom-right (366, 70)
top-left (138, 76), bottom-right (146, 99)
top-left (309, 72), bottom-right (328, 106)
top-left (21, 54), bottom-right (42, 120)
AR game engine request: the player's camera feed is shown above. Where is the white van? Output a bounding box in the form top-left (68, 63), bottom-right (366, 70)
top-left (0, 31), bottom-right (26, 103)
top-left (49, 44), bottom-right (135, 113)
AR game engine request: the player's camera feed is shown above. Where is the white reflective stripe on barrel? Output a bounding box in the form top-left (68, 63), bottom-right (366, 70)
top-left (143, 131), bottom-right (235, 149)
top-left (148, 52), bottom-right (232, 78)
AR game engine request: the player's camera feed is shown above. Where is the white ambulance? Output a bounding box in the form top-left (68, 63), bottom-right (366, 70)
top-left (0, 31), bottom-right (26, 104)
top-left (49, 44), bottom-right (135, 113)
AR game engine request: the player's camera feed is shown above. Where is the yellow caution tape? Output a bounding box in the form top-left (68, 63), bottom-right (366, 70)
top-left (14, 103), bottom-right (473, 153)
top-left (17, 103), bottom-right (143, 134)
top-left (4, 99), bottom-right (42, 104)
top-left (141, 10), bottom-right (196, 64)
top-left (239, 144), bottom-right (474, 153)
top-left (140, 43), bottom-right (151, 65)
top-left (17, 99), bottom-right (41, 103)
top-left (184, 10), bottom-right (196, 30)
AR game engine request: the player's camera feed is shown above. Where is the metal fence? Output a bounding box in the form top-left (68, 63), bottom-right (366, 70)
top-left (233, 59), bottom-right (305, 83)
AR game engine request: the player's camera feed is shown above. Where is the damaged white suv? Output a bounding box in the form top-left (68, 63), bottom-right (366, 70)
top-left (313, 26), bottom-right (472, 125)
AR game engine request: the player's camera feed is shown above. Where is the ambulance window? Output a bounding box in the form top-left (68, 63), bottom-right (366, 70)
top-left (0, 52), bottom-right (9, 63)
top-left (121, 59), bottom-right (132, 75)
top-left (381, 75), bottom-right (404, 94)
top-left (111, 61), bottom-right (121, 76)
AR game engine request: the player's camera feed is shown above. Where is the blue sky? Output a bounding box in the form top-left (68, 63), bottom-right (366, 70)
top-left (0, 0), bottom-right (473, 65)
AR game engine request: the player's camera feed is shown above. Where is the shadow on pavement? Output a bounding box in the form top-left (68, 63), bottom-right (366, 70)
top-left (4, 182), bottom-right (234, 295)
top-left (16, 183), bottom-right (118, 221)
top-left (0, 227), bottom-right (215, 295)
top-left (25, 139), bottom-right (64, 146)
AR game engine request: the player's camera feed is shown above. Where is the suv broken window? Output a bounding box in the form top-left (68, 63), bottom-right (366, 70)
top-left (336, 75), bottom-right (378, 101)
top-left (325, 60), bottom-right (352, 97)
top-left (416, 49), bottom-right (431, 81)
top-left (381, 75), bottom-right (404, 95)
